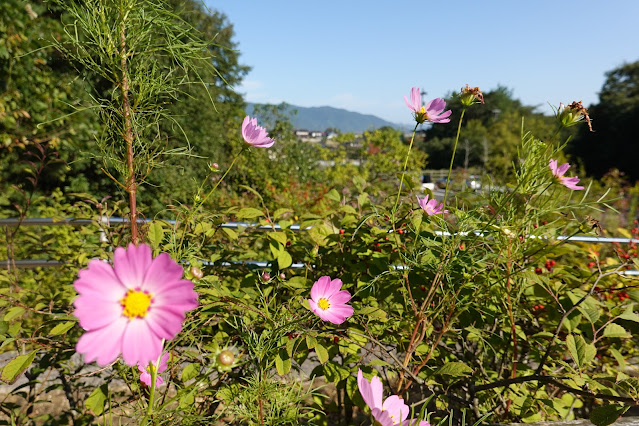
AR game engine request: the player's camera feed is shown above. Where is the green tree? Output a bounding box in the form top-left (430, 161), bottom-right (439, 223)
top-left (568, 60), bottom-right (639, 180)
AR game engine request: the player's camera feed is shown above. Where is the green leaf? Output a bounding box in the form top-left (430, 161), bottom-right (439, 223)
top-left (285, 276), bottom-right (307, 289)
top-left (178, 388), bottom-right (197, 409)
top-left (275, 349), bottom-right (291, 375)
top-left (1, 351), bottom-right (37, 384)
top-left (3, 307), bottom-right (25, 322)
top-left (434, 362), bottom-right (473, 377)
top-left (566, 334), bottom-right (596, 369)
top-left (147, 221), bottom-right (165, 248)
top-left (590, 404), bottom-right (629, 426)
top-left (49, 321), bottom-right (76, 336)
top-left (181, 363), bottom-right (200, 382)
top-left (306, 335), bottom-right (317, 350)
top-left (269, 231), bottom-right (287, 246)
top-left (0, 321), bottom-right (8, 335)
top-left (85, 384), bottom-right (108, 416)
top-left (277, 251), bottom-right (293, 269)
top-left (603, 323), bottom-right (630, 338)
top-left (221, 227), bottom-right (238, 240)
top-left (315, 344), bottom-right (329, 364)
top-left (236, 207), bottom-right (263, 219)
top-left (325, 188), bottom-right (341, 202)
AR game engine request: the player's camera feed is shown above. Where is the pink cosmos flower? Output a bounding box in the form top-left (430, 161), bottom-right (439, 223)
top-left (549, 159), bottom-right (584, 190)
top-left (242, 115), bottom-right (275, 148)
top-left (138, 351), bottom-right (170, 387)
top-left (73, 243), bottom-right (198, 367)
top-left (404, 87), bottom-right (452, 124)
top-left (357, 369), bottom-right (430, 426)
top-left (308, 276), bottom-right (354, 325)
top-left (417, 194), bottom-right (447, 216)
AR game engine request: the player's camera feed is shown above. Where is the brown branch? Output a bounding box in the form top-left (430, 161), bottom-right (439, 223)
top-left (119, 12), bottom-right (138, 245)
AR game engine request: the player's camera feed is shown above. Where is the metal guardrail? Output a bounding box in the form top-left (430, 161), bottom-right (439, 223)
top-left (2, 218), bottom-right (639, 274)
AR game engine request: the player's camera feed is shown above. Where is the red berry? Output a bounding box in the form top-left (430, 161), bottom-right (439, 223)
top-left (535, 267), bottom-right (543, 275)
top-left (398, 229), bottom-right (404, 235)
top-left (339, 229), bottom-right (345, 234)
top-left (459, 244), bottom-right (465, 250)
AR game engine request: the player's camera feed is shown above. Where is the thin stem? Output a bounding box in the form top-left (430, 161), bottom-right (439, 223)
top-left (177, 147), bottom-right (245, 254)
top-left (443, 108), bottom-right (467, 208)
top-left (393, 122), bottom-right (419, 214)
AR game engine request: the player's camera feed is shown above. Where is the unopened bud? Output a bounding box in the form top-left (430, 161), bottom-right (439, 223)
top-left (262, 272), bottom-right (270, 281)
top-left (190, 266), bottom-right (203, 279)
top-left (217, 350), bottom-right (235, 366)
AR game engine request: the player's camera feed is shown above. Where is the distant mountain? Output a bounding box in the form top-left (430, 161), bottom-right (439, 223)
top-left (246, 103), bottom-right (408, 133)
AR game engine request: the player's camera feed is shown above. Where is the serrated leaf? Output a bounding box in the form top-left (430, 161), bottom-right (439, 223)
top-left (277, 251), bottom-right (292, 269)
top-left (49, 321), bottom-right (76, 336)
top-left (603, 323), bottom-right (630, 338)
top-left (236, 207), bottom-right (263, 219)
top-left (275, 349), bottom-right (291, 375)
top-left (566, 334), bottom-right (596, 369)
top-left (610, 348), bottom-right (627, 369)
top-left (285, 276), bottom-right (307, 289)
top-left (273, 208), bottom-right (293, 220)
top-left (85, 384), bottom-right (108, 416)
top-left (1, 351), bottom-right (36, 384)
top-left (181, 363), bottom-right (200, 382)
top-left (590, 404), bottom-right (629, 426)
top-left (3, 307), bottom-right (25, 322)
top-left (147, 221), bottom-right (165, 248)
top-left (434, 362), bottom-right (473, 377)
top-left (315, 344), bottom-right (329, 364)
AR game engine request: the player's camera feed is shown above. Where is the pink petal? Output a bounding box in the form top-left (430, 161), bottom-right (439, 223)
top-left (153, 283), bottom-right (199, 312)
top-left (557, 162), bottom-right (571, 176)
top-left (329, 290), bottom-right (351, 305)
top-left (318, 309), bottom-right (348, 324)
top-left (74, 259), bottom-right (126, 301)
top-left (76, 317), bottom-right (127, 366)
top-left (357, 369), bottom-right (384, 410)
top-left (113, 244), bottom-right (153, 289)
top-left (157, 352), bottom-right (170, 373)
top-left (145, 306), bottom-right (187, 340)
top-left (73, 296), bottom-right (123, 331)
top-left (310, 276), bottom-right (331, 301)
top-left (142, 252), bottom-right (184, 292)
top-left (121, 319), bottom-right (163, 366)
top-left (548, 159), bottom-right (558, 175)
top-left (382, 395), bottom-right (410, 422)
top-left (139, 370), bottom-right (152, 387)
top-left (325, 278), bottom-right (344, 298)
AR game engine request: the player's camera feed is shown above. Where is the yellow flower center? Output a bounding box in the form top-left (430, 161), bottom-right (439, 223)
top-left (120, 289), bottom-right (153, 319)
top-left (419, 106), bottom-right (426, 114)
top-left (317, 297), bottom-right (330, 311)
top-left (146, 364), bottom-right (157, 374)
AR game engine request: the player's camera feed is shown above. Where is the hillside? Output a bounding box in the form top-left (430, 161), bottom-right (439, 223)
top-left (246, 103), bottom-right (406, 133)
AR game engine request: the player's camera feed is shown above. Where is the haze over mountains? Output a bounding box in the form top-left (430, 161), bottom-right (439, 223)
top-left (246, 103), bottom-right (409, 133)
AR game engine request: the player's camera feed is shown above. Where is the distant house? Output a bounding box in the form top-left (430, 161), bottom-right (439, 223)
top-left (294, 129), bottom-right (323, 143)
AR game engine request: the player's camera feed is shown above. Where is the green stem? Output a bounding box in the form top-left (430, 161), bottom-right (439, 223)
top-left (392, 122), bottom-right (420, 215)
top-left (443, 108), bottom-right (466, 208)
top-left (178, 147), bottom-right (245, 254)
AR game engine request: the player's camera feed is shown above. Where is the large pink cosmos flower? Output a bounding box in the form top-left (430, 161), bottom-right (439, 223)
top-left (138, 351), bottom-right (170, 387)
top-left (73, 244), bottom-right (198, 367)
top-left (549, 159), bottom-right (584, 190)
top-left (242, 115), bottom-right (275, 148)
top-left (357, 369), bottom-right (429, 426)
top-left (404, 87), bottom-right (452, 124)
top-left (417, 194), bottom-right (447, 216)
top-left (308, 276), bottom-right (354, 325)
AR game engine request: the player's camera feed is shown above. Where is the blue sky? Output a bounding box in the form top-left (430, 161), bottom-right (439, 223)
top-left (205, 1), bottom-right (638, 125)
